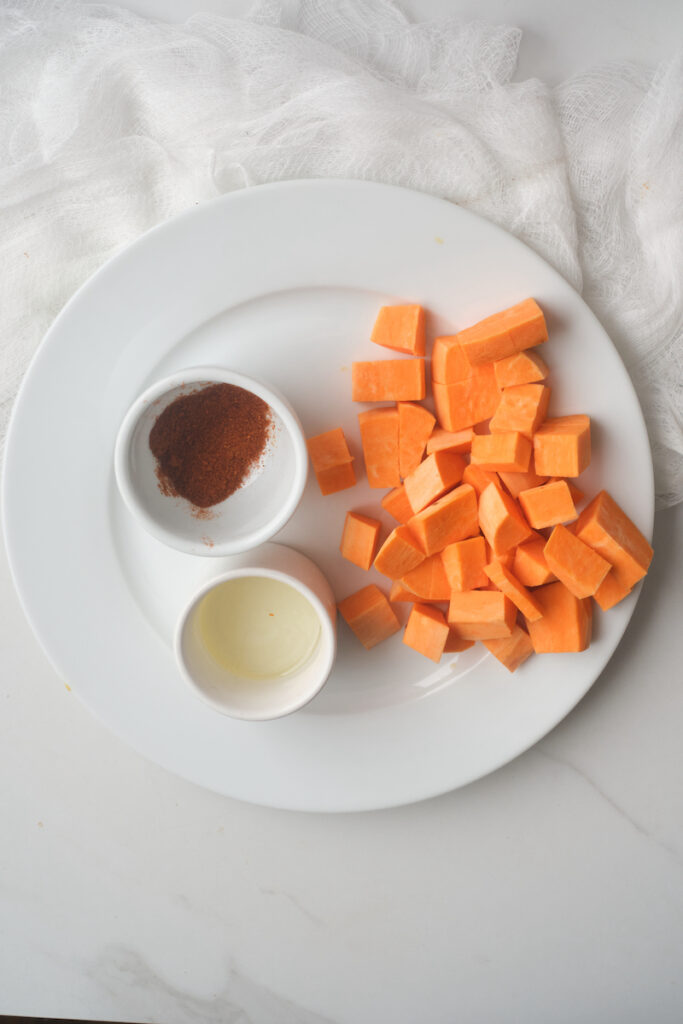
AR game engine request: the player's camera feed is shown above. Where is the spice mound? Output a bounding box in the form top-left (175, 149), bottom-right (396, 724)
top-left (149, 382), bottom-right (273, 509)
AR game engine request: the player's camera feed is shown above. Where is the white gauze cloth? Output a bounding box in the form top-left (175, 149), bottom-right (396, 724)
top-left (1, 0), bottom-right (681, 507)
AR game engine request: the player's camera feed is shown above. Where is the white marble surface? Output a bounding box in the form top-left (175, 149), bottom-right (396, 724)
top-left (2, 2), bottom-right (683, 1022)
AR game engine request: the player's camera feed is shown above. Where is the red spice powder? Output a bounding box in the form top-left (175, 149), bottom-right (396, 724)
top-left (149, 382), bottom-right (272, 509)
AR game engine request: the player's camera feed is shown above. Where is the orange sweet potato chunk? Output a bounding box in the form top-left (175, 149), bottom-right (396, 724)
top-left (543, 524), bottom-right (611, 599)
top-left (371, 304), bottom-right (425, 356)
top-left (381, 483), bottom-right (413, 524)
top-left (513, 537), bottom-right (556, 587)
top-left (432, 365), bottom-right (500, 431)
top-left (482, 624), bottom-right (534, 672)
top-left (442, 536), bottom-right (488, 591)
top-left (374, 525), bottom-right (425, 579)
top-left (478, 481), bottom-right (533, 555)
top-left (307, 427), bottom-right (356, 495)
top-left (444, 631), bottom-right (476, 653)
top-left (526, 582), bottom-right (592, 653)
top-left (398, 401), bottom-right (436, 478)
top-left (573, 490), bottom-right (653, 589)
top-left (338, 584), bottom-right (401, 649)
top-left (456, 298), bottom-right (548, 366)
top-left (426, 427), bottom-right (474, 455)
top-left (340, 512), bottom-right (381, 571)
top-left (403, 603), bottom-right (450, 662)
top-left (352, 359), bottom-right (426, 402)
top-left (358, 407), bottom-right (400, 488)
top-left (401, 553), bottom-right (451, 601)
top-left (432, 336), bottom-right (472, 384)
top-left (389, 580), bottom-right (420, 603)
top-left (407, 483), bottom-right (479, 556)
top-left (314, 462), bottom-right (357, 496)
top-left (493, 350), bottom-right (549, 388)
top-left (498, 465), bottom-right (549, 498)
top-left (489, 383), bottom-right (550, 436)
top-left (462, 464), bottom-right (501, 497)
top-left (533, 415), bottom-right (591, 477)
top-left (518, 479), bottom-right (577, 529)
top-left (447, 590), bottom-right (516, 640)
top-left (593, 571), bottom-right (632, 611)
top-left (483, 560), bottom-right (543, 621)
top-left (404, 450), bottom-right (466, 514)
top-left (470, 432), bottom-right (532, 473)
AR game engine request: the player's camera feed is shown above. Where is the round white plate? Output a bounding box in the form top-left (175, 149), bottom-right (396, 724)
top-left (2, 181), bottom-right (654, 812)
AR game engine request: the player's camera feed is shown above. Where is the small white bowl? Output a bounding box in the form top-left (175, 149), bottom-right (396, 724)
top-left (114, 367), bottom-right (308, 556)
top-left (175, 543), bottom-right (337, 720)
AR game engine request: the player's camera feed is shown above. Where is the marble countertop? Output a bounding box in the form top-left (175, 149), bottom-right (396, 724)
top-left (2, 2), bottom-right (682, 1022)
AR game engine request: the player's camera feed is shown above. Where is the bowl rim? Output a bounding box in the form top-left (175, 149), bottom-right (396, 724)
top-left (174, 565), bottom-right (337, 721)
top-left (113, 366), bottom-right (309, 556)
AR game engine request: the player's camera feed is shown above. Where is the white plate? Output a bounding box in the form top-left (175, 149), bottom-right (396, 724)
top-left (2, 180), bottom-right (654, 812)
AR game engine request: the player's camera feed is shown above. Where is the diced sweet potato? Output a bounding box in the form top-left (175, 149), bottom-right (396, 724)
top-left (442, 536), bottom-right (488, 591)
top-left (307, 427), bottom-right (356, 495)
top-left (462, 464), bottom-right (501, 497)
top-left (404, 450), bottom-right (466, 514)
top-left (456, 298), bottom-right (548, 366)
top-left (374, 525), bottom-right (425, 579)
top-left (493, 350), bottom-right (549, 388)
top-left (426, 427), bottom-right (474, 455)
top-left (432, 365), bottom-right (500, 431)
top-left (483, 560), bottom-right (543, 621)
top-left (470, 432), bottom-right (532, 473)
top-left (489, 383), bottom-right (550, 436)
top-left (478, 482), bottom-right (533, 555)
top-left (338, 584), bottom-right (401, 649)
top-left (403, 604), bottom-right (450, 662)
top-left (381, 483), bottom-right (413, 524)
top-left (358, 407), bottom-right (400, 488)
top-left (407, 483), bottom-right (479, 556)
top-left (526, 582), bottom-right (592, 653)
top-left (448, 590), bottom-right (516, 640)
top-left (444, 631), bottom-right (476, 653)
top-left (432, 336), bottom-right (472, 384)
top-left (352, 359), bottom-right (426, 402)
top-left (593, 571), bottom-right (632, 611)
top-left (543, 524), bottom-right (611, 598)
top-left (389, 580), bottom-right (420, 603)
top-left (573, 490), bottom-right (653, 589)
top-left (518, 479), bottom-right (577, 529)
top-left (371, 304), bottom-right (425, 356)
top-left (498, 465), bottom-right (549, 498)
top-left (340, 512), bottom-right (381, 571)
top-left (401, 553), bottom-right (451, 601)
top-left (483, 625), bottom-right (534, 672)
top-left (513, 537), bottom-right (556, 587)
top-left (398, 401), bottom-right (436, 478)
top-left (533, 415), bottom-right (591, 477)
top-left (313, 462), bottom-right (357, 496)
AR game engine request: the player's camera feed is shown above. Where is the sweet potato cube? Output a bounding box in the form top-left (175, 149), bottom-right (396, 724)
top-left (573, 490), bottom-right (653, 589)
top-left (462, 463), bottom-right (501, 497)
top-left (526, 582), bottom-right (592, 653)
top-left (373, 525), bottom-right (425, 579)
top-left (432, 336), bottom-right (472, 384)
top-left (338, 585), bottom-right (401, 649)
top-left (352, 359), bottom-right (426, 402)
top-left (444, 631), bottom-right (476, 653)
top-left (404, 450), bottom-right (466, 514)
top-left (432, 365), bottom-right (500, 431)
top-left (389, 580), bottom-right (420, 603)
top-left (314, 462), bottom-right (356, 495)
top-left (483, 624), bottom-right (534, 672)
top-left (456, 298), bottom-right (548, 366)
top-left (371, 304), bottom-right (425, 356)
top-left (470, 432), bottom-right (532, 473)
top-left (447, 590), bottom-right (516, 640)
top-left (426, 427), bottom-right (474, 455)
top-left (403, 604), bottom-right (450, 662)
top-left (407, 483), bottom-right (479, 556)
top-left (478, 482), bottom-right (533, 555)
top-left (493, 350), bottom-right (549, 388)
top-left (340, 512), bottom-right (381, 571)
top-left (442, 536), bottom-right (488, 591)
top-left (483, 560), bottom-right (543, 621)
top-left (513, 537), bottom-right (556, 587)
top-left (518, 479), bottom-right (577, 529)
top-left (398, 401), bottom-right (436, 478)
top-left (381, 483), bottom-right (413, 524)
top-left (489, 383), bottom-right (550, 436)
top-left (358, 407), bottom-right (400, 488)
top-left (498, 466), bottom-right (549, 498)
top-left (401, 553), bottom-right (451, 601)
top-left (543, 524), bottom-right (611, 598)
top-left (533, 415), bottom-right (591, 477)
top-left (593, 571), bottom-right (632, 611)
